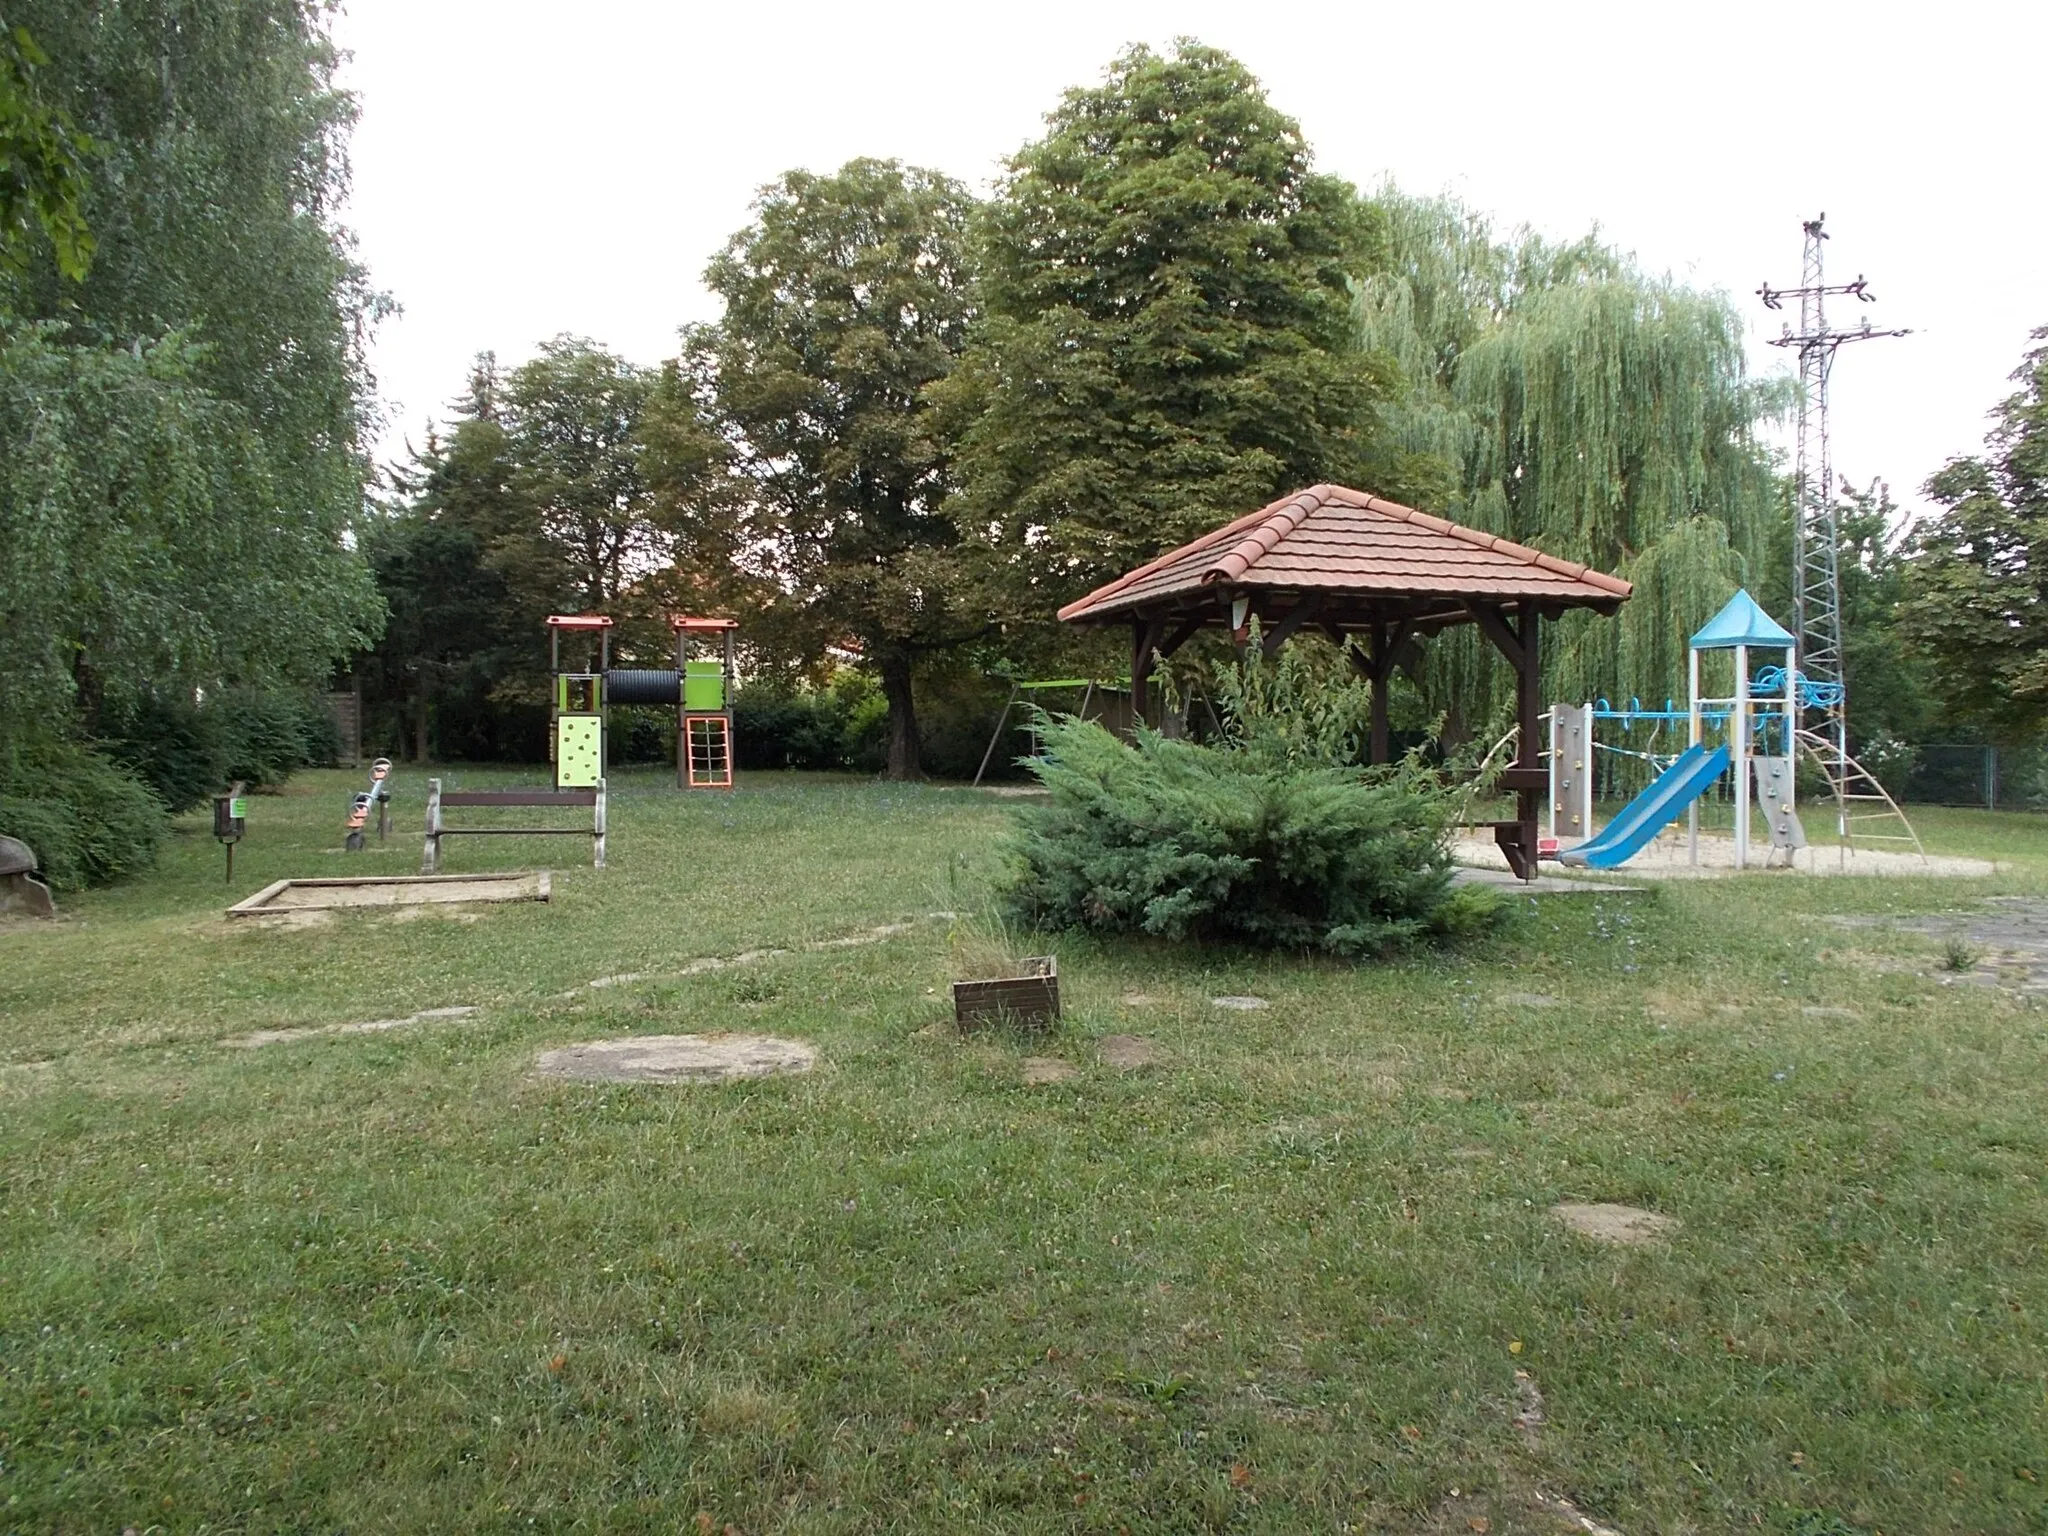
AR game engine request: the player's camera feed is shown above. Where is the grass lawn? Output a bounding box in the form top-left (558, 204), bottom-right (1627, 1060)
top-left (3, 768), bottom-right (2046, 1533)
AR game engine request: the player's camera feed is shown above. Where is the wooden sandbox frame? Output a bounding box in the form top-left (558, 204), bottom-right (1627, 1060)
top-left (226, 871), bottom-right (551, 919)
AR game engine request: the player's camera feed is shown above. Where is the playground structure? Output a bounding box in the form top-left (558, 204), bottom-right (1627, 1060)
top-left (343, 757), bottom-right (393, 851)
top-left (415, 613), bottom-right (741, 874)
top-left (546, 613), bottom-right (740, 791)
top-left (1551, 589), bottom-right (1921, 871)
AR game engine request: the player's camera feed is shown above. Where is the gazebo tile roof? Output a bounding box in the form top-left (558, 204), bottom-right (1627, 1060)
top-left (1058, 484), bottom-right (1630, 623)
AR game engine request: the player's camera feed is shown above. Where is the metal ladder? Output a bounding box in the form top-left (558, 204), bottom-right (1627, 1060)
top-left (1794, 727), bottom-right (1924, 860)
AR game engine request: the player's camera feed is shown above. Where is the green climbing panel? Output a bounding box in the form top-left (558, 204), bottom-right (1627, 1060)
top-left (683, 660), bottom-right (725, 712)
top-left (556, 714), bottom-right (603, 789)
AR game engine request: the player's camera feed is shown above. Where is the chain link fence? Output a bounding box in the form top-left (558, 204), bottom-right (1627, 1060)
top-left (1895, 743), bottom-right (2048, 811)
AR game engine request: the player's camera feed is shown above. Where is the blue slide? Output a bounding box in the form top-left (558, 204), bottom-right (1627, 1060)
top-left (1556, 742), bottom-right (1730, 869)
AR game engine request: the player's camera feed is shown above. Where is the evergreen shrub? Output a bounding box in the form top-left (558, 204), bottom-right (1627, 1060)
top-left (217, 687), bottom-right (337, 786)
top-left (0, 742), bottom-right (165, 890)
top-left (99, 689), bottom-right (225, 812)
top-left (1001, 641), bottom-right (1500, 956)
top-left (101, 686), bottom-right (339, 807)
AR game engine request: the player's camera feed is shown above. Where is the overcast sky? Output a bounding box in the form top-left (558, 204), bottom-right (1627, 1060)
top-left (331, 0), bottom-right (2042, 525)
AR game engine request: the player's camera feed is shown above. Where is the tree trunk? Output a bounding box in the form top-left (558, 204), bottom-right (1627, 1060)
top-left (878, 654), bottom-right (923, 781)
top-left (413, 674), bottom-right (432, 764)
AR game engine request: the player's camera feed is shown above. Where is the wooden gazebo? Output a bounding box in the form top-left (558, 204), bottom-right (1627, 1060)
top-left (1056, 484), bottom-right (1632, 879)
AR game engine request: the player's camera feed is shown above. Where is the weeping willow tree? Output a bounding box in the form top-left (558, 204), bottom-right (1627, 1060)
top-left (1355, 192), bottom-right (1789, 741)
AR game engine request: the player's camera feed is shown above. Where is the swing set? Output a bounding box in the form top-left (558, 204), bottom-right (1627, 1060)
top-left (972, 678), bottom-right (1131, 787)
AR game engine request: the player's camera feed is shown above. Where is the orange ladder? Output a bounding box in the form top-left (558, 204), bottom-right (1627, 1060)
top-left (683, 714), bottom-right (733, 789)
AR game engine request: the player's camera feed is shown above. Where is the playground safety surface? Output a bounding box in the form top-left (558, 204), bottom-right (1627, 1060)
top-left (1453, 834), bottom-right (1995, 880)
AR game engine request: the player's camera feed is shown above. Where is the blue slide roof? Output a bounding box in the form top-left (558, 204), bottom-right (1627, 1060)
top-left (1690, 589), bottom-right (1795, 651)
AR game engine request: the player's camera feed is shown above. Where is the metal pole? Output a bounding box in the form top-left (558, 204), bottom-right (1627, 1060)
top-left (973, 685), bottom-right (1021, 789)
top-left (1760, 216), bottom-right (1909, 848)
top-left (1687, 645), bottom-right (1701, 867)
top-left (1733, 644), bottom-right (1750, 870)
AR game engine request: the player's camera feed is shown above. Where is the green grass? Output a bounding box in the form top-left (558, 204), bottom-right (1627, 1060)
top-left (3, 769), bottom-right (2047, 1533)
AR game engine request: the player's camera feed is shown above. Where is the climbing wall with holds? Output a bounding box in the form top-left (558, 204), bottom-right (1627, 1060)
top-left (556, 715), bottom-right (603, 789)
top-left (1754, 756), bottom-right (1806, 857)
top-left (1549, 703), bottom-right (1593, 848)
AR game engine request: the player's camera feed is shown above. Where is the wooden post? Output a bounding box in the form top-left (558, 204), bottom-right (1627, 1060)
top-left (594, 778), bottom-right (607, 871)
top-left (423, 778), bottom-right (442, 874)
top-left (1130, 617), bottom-right (1157, 729)
top-left (1369, 623), bottom-right (1390, 765)
top-left (1469, 601), bottom-right (1543, 881)
top-left (1516, 608), bottom-right (1542, 879)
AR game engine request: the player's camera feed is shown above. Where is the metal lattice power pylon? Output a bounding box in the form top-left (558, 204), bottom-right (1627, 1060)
top-left (1758, 214), bottom-right (1909, 838)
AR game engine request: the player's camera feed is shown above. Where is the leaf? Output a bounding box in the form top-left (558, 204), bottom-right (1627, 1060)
top-left (1229, 1463), bottom-right (1253, 1490)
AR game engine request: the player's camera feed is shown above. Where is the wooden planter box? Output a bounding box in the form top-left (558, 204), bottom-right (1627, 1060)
top-left (952, 956), bottom-right (1060, 1031)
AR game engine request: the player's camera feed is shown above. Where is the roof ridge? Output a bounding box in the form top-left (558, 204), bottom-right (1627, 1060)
top-left (1057, 483), bottom-right (1632, 624)
top-left (1204, 486), bottom-right (1328, 585)
top-left (1053, 498), bottom-right (1283, 622)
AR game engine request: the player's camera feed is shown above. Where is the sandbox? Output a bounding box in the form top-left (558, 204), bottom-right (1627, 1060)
top-left (227, 871), bottom-right (550, 918)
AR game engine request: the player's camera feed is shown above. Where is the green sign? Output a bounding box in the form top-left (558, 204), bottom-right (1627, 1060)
top-left (229, 798), bottom-right (247, 819)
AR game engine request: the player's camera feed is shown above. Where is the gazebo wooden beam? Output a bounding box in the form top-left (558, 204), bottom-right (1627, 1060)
top-left (1258, 595), bottom-right (1325, 656)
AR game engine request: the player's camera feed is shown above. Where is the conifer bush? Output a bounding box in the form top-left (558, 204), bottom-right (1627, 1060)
top-left (0, 742), bottom-right (165, 890)
top-left (1001, 642), bottom-right (1500, 956)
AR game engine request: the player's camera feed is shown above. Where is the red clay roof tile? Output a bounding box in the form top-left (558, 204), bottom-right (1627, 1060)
top-left (1057, 485), bottom-right (1631, 622)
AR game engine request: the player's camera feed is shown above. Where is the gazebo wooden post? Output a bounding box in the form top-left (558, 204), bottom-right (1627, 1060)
top-left (1468, 601), bottom-right (1543, 881)
top-left (1130, 617), bottom-right (1149, 724)
top-left (1368, 622), bottom-right (1391, 766)
top-left (1510, 607), bottom-right (1543, 880)
top-left (1130, 615), bottom-right (1167, 727)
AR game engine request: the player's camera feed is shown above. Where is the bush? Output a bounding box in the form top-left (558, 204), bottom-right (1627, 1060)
top-left (218, 687), bottom-right (315, 786)
top-left (101, 686), bottom-right (340, 803)
top-left (1001, 715), bottom-right (1497, 957)
top-left (734, 672), bottom-right (888, 772)
top-left (612, 706), bottom-right (676, 765)
top-left (0, 741), bottom-right (166, 890)
top-left (99, 688), bottom-right (225, 812)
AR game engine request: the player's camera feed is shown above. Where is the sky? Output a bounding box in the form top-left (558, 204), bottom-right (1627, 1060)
top-left (330, 0), bottom-right (2043, 524)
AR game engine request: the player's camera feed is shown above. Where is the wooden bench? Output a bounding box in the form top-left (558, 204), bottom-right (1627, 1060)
top-left (422, 779), bottom-right (606, 872)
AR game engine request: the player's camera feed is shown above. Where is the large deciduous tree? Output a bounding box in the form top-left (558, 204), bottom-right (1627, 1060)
top-left (0, 0), bottom-right (384, 769)
top-left (1900, 327), bottom-right (2048, 741)
top-left (493, 337), bottom-right (664, 626)
top-left (947, 42), bottom-right (1391, 619)
top-left (690, 158), bottom-right (979, 780)
top-left (1352, 191), bottom-right (1788, 737)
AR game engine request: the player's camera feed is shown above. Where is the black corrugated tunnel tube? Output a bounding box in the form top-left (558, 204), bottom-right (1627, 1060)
top-left (604, 669), bottom-right (683, 706)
